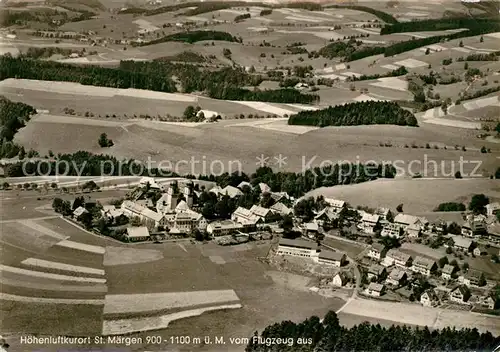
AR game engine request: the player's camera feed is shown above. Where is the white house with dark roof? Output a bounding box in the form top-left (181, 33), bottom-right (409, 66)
top-left (385, 268), bottom-right (407, 286)
top-left (367, 264), bottom-right (387, 280)
top-left (421, 289), bottom-right (439, 307)
top-left (449, 285), bottom-right (471, 305)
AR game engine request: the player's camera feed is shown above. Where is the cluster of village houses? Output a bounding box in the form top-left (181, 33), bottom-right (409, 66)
top-left (72, 177), bottom-right (499, 310)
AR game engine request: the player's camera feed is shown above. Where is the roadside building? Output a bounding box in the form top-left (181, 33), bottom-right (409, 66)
top-left (385, 268), bottom-right (408, 286)
top-left (461, 215), bottom-right (487, 237)
top-left (317, 250), bottom-right (347, 267)
top-left (125, 226), bottom-right (150, 242)
top-left (406, 223), bottom-right (422, 238)
top-left (365, 282), bottom-right (385, 297)
top-left (231, 206), bottom-right (261, 230)
top-left (410, 256), bottom-right (437, 276)
top-left (249, 205), bottom-right (272, 222)
top-left (441, 264), bottom-right (455, 280)
top-left (276, 238), bottom-right (319, 258)
top-left (420, 289), bottom-right (439, 307)
top-left (366, 243), bottom-right (386, 261)
top-left (303, 222), bottom-right (319, 238)
top-left (394, 214), bottom-right (421, 230)
top-left (331, 272), bottom-right (349, 287)
top-left (449, 285), bottom-right (471, 305)
top-left (206, 220), bottom-right (243, 237)
top-left (383, 249), bottom-right (412, 267)
top-left (477, 295), bottom-right (496, 309)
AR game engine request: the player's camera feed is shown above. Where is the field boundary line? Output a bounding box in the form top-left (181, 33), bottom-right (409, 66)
top-left (21, 258), bottom-right (105, 276)
top-left (0, 293), bottom-right (104, 305)
top-left (0, 265), bottom-right (106, 284)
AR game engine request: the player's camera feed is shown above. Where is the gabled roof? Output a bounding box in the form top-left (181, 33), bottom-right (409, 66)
top-left (208, 220), bottom-right (243, 230)
top-left (412, 256), bottom-right (436, 270)
top-left (233, 206), bottom-right (260, 224)
top-left (141, 207), bottom-right (163, 222)
top-left (451, 235), bottom-right (473, 249)
top-left (486, 202), bottom-right (500, 212)
top-left (451, 285), bottom-right (470, 297)
top-left (394, 214), bottom-right (420, 226)
top-left (422, 289), bottom-right (438, 301)
top-left (126, 226), bottom-right (150, 238)
top-left (362, 213), bottom-right (380, 224)
top-left (442, 264), bottom-right (455, 274)
top-left (270, 192), bottom-right (290, 202)
top-left (368, 264), bottom-right (386, 275)
top-left (258, 182), bottom-right (271, 193)
top-left (237, 181), bottom-right (252, 189)
top-left (304, 222), bottom-right (319, 231)
top-left (370, 242), bottom-right (386, 252)
top-left (221, 185), bottom-right (243, 198)
top-left (368, 282), bottom-right (384, 292)
top-left (279, 238), bottom-right (318, 250)
top-left (250, 204), bottom-right (270, 218)
top-left (175, 200), bottom-right (189, 212)
top-left (325, 198), bottom-right (345, 208)
top-left (314, 207), bottom-right (339, 221)
top-left (319, 250), bottom-right (345, 261)
top-left (387, 249), bottom-right (411, 262)
top-left (270, 202), bottom-right (292, 215)
top-left (73, 206), bottom-right (88, 217)
top-left (388, 268), bottom-right (407, 280)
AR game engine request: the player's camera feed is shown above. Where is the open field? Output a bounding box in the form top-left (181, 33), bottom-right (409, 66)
top-left (342, 297), bottom-right (500, 335)
top-left (306, 178), bottom-right (500, 214)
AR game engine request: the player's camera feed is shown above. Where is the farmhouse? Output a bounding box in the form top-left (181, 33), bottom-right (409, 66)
top-left (270, 202), bottom-right (292, 216)
top-left (366, 243), bottom-right (386, 261)
top-left (317, 250), bottom-right (347, 267)
top-left (486, 202), bottom-right (500, 217)
top-left (276, 238), bottom-right (319, 258)
top-left (324, 198), bottom-right (345, 211)
top-left (406, 223), bottom-right (422, 238)
top-left (394, 214), bottom-right (426, 230)
top-left (451, 236), bottom-right (473, 252)
top-left (197, 109), bottom-right (222, 120)
top-left (385, 268), bottom-right (408, 286)
top-left (441, 264), bottom-right (456, 280)
top-left (206, 220), bottom-right (243, 237)
top-left (331, 272), bottom-right (349, 287)
top-left (420, 289), bottom-right (439, 307)
top-left (360, 213), bottom-right (380, 235)
top-left (125, 226), bottom-right (150, 242)
top-left (383, 249), bottom-right (412, 267)
top-left (449, 285), bottom-right (471, 305)
top-left (410, 256), bottom-right (437, 276)
top-left (365, 282), bottom-right (385, 297)
top-left (381, 223), bottom-right (401, 238)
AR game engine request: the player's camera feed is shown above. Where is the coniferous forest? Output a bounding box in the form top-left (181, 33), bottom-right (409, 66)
top-left (288, 101), bottom-right (418, 127)
top-left (245, 311), bottom-right (500, 352)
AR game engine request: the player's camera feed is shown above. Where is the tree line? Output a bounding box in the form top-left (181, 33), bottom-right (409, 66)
top-left (0, 96), bottom-right (37, 158)
top-left (135, 30), bottom-right (240, 47)
top-left (288, 101), bottom-right (418, 127)
top-left (349, 66), bottom-right (407, 81)
top-left (325, 4), bottom-right (398, 24)
top-left (0, 55), bottom-right (177, 93)
top-left (381, 17), bottom-right (500, 35)
top-left (245, 311), bottom-right (500, 352)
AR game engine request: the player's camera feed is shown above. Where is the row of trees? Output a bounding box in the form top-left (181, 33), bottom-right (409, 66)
top-left (207, 86), bottom-right (319, 104)
top-left (381, 17), bottom-right (500, 35)
top-left (245, 311), bottom-right (500, 351)
top-left (287, 101), bottom-right (418, 127)
top-left (136, 30), bottom-right (240, 46)
top-left (350, 66), bottom-right (408, 81)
